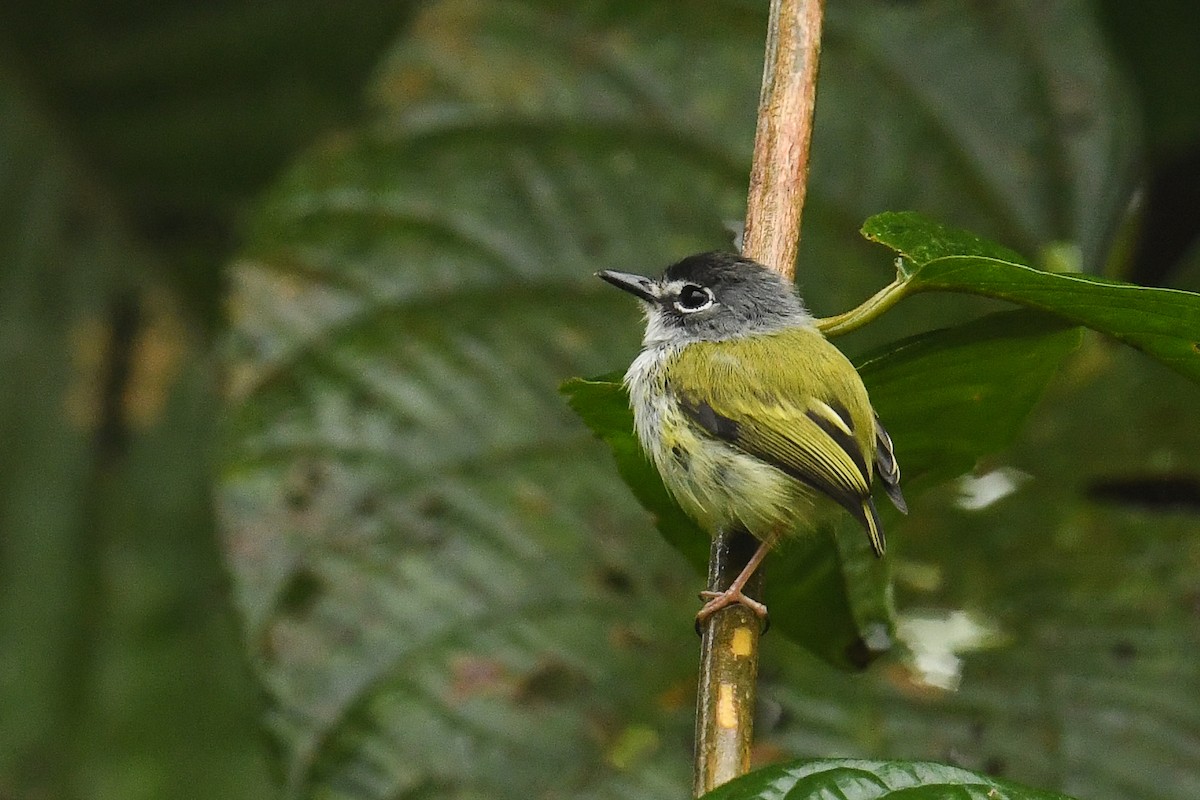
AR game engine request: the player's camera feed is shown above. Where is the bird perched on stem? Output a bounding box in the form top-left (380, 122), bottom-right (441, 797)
top-left (598, 252), bottom-right (906, 625)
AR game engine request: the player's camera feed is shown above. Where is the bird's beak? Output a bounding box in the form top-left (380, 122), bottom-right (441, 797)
top-left (596, 270), bottom-right (659, 303)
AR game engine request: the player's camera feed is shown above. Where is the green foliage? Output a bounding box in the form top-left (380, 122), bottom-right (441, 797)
top-left (0, 75), bottom-right (274, 800)
top-left (856, 311), bottom-right (1084, 489)
top-left (864, 212), bottom-right (1200, 382)
top-left (0, 1), bottom-right (412, 797)
top-left (566, 207), bottom-right (1200, 673)
top-left (702, 760), bottom-right (1076, 800)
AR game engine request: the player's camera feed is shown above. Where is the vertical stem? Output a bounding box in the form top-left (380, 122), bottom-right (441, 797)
top-left (742, 0), bottom-right (826, 280)
top-left (693, 531), bottom-right (764, 797)
top-left (693, 0), bottom-right (825, 795)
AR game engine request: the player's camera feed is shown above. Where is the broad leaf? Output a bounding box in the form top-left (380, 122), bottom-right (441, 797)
top-left (702, 759), bottom-right (1075, 800)
top-left (757, 347), bottom-right (1200, 800)
top-left (859, 310), bottom-right (1083, 491)
top-left (863, 212), bottom-right (1200, 383)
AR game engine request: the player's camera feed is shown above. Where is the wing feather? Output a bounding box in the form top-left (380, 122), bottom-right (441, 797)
top-left (678, 395), bottom-right (871, 520)
top-left (874, 415), bottom-right (907, 514)
top-left (670, 330), bottom-right (893, 556)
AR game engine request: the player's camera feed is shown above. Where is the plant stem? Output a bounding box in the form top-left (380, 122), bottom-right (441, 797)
top-left (693, 531), bottom-right (764, 797)
top-left (816, 276), bottom-right (910, 337)
top-left (741, 0), bottom-right (826, 281)
top-left (693, 0), bottom-right (825, 796)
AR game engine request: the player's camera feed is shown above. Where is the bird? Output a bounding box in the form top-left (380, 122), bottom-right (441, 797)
top-left (597, 251), bottom-right (905, 624)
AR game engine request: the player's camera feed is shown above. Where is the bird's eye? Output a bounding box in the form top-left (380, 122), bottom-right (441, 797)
top-left (675, 284), bottom-right (714, 313)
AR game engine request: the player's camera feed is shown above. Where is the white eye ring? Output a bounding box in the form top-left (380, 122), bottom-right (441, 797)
top-left (674, 284), bottom-right (715, 313)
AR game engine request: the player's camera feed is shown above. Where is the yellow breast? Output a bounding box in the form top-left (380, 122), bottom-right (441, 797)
top-left (625, 340), bottom-right (829, 542)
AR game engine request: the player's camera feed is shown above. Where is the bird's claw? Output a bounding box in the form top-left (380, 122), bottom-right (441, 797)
top-left (694, 588), bottom-right (770, 635)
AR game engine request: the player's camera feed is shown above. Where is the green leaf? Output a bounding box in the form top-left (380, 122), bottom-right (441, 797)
top-left (858, 309), bottom-right (1083, 491)
top-left (758, 345), bottom-right (1200, 800)
top-left (701, 759), bottom-right (1076, 800)
top-left (863, 211), bottom-right (1200, 383)
top-left (861, 212), bottom-right (1033, 267)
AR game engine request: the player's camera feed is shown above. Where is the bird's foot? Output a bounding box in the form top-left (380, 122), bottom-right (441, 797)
top-left (695, 588), bottom-right (769, 634)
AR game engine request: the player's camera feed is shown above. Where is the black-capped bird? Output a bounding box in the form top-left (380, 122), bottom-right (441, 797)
top-left (598, 252), bottom-right (905, 623)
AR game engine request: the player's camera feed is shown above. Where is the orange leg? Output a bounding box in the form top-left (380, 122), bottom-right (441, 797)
top-left (695, 538), bottom-right (771, 625)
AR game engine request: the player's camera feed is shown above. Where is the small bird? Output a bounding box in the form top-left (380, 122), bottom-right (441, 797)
top-left (598, 251), bottom-right (906, 624)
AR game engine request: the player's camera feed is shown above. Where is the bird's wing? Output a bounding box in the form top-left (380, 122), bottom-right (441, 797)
top-left (669, 332), bottom-right (873, 505)
top-left (676, 389), bottom-right (872, 520)
top-left (874, 414), bottom-right (907, 514)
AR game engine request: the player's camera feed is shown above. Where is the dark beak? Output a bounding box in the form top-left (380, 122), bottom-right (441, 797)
top-left (596, 270), bottom-right (659, 303)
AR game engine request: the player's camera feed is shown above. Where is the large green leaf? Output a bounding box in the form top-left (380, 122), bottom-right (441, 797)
top-left (756, 345), bottom-right (1200, 800)
top-left (859, 310), bottom-right (1083, 491)
top-left (702, 759), bottom-right (1075, 800)
top-left (862, 212), bottom-right (1200, 383)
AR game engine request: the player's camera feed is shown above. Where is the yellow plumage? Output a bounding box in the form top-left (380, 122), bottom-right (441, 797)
top-left (629, 326), bottom-right (889, 555)
top-left (600, 252), bottom-right (903, 620)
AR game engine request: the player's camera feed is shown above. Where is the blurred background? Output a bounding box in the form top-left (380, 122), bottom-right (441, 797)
top-left (0, 1), bottom-right (1198, 799)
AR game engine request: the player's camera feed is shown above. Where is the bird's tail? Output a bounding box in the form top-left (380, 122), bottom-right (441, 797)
top-left (863, 497), bottom-right (886, 557)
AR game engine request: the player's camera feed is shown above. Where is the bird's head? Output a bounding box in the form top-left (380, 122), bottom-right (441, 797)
top-left (597, 251), bottom-right (812, 345)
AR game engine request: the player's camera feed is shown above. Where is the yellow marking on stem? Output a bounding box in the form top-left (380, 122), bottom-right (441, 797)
top-left (717, 684), bottom-right (738, 729)
top-left (730, 626), bottom-right (753, 657)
